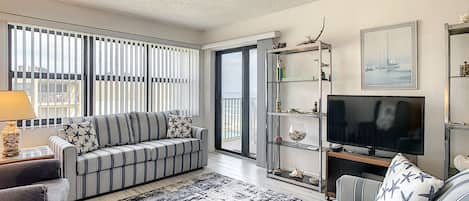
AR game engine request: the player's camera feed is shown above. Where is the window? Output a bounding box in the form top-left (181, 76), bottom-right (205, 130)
top-left (148, 45), bottom-right (199, 116)
top-left (8, 23), bottom-right (200, 127)
top-left (9, 24), bottom-right (84, 127)
top-left (93, 37), bottom-right (147, 115)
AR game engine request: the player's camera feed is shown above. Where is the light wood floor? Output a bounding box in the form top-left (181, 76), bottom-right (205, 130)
top-left (87, 152), bottom-right (325, 201)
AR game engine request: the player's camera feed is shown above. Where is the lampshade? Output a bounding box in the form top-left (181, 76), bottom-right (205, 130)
top-left (0, 90), bottom-right (36, 121)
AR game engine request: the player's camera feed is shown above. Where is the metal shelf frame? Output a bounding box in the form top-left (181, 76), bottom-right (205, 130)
top-left (444, 22), bottom-right (469, 179)
top-left (265, 41), bottom-right (332, 192)
top-left (267, 141), bottom-right (322, 152)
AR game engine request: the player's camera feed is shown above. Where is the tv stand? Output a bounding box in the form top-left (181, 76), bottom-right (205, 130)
top-left (326, 151), bottom-right (391, 200)
top-left (341, 147), bottom-right (394, 159)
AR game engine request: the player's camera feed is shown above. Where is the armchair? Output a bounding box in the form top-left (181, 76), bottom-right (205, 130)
top-left (335, 175), bottom-right (382, 201)
top-left (0, 159), bottom-right (69, 201)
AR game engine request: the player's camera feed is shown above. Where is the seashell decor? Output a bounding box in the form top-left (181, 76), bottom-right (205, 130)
top-left (288, 129), bottom-right (306, 142)
top-left (289, 168), bottom-right (304, 178)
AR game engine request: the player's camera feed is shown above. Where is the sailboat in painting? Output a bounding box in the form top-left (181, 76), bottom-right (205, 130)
top-left (362, 21), bottom-right (416, 89)
top-left (364, 30), bottom-right (412, 86)
top-left (365, 32), bottom-right (400, 72)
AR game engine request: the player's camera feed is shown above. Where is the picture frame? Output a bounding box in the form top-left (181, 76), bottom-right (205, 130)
top-left (361, 21), bottom-right (418, 89)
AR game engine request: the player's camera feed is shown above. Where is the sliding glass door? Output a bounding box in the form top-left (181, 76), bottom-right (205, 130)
top-left (215, 45), bottom-right (257, 158)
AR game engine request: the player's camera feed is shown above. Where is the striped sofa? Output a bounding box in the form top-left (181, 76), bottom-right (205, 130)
top-left (49, 111), bottom-right (208, 201)
top-left (336, 169), bottom-right (469, 201)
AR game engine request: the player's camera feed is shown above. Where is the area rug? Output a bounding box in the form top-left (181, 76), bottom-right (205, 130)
top-left (119, 172), bottom-right (302, 201)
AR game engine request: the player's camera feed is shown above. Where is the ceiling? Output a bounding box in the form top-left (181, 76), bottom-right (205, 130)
top-left (57, 0), bottom-right (315, 30)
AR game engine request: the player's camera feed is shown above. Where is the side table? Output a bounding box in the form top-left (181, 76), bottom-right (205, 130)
top-left (0, 145), bottom-right (54, 165)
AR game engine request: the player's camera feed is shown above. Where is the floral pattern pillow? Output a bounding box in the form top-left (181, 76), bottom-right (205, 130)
top-left (167, 115), bottom-right (192, 138)
top-left (63, 121), bottom-right (99, 155)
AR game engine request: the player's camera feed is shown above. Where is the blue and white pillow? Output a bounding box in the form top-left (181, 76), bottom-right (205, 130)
top-left (63, 121), bottom-right (99, 155)
top-left (376, 154), bottom-right (444, 201)
top-left (167, 115), bottom-right (192, 138)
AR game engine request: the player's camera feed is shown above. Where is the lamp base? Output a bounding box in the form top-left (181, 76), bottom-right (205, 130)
top-left (2, 121), bottom-right (20, 157)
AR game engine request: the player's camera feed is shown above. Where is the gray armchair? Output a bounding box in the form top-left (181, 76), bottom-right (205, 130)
top-left (0, 159), bottom-right (69, 201)
top-left (336, 175), bottom-right (382, 201)
top-left (336, 171), bottom-right (469, 201)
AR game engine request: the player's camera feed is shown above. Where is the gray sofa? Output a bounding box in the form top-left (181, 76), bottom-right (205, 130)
top-left (49, 111), bottom-right (208, 200)
top-left (336, 170), bottom-right (469, 201)
top-left (0, 159), bottom-right (69, 201)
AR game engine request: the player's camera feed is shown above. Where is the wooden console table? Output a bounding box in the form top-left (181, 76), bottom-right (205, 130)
top-left (326, 151), bottom-right (391, 199)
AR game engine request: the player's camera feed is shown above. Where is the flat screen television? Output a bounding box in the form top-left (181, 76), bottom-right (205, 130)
top-left (327, 95), bottom-right (425, 155)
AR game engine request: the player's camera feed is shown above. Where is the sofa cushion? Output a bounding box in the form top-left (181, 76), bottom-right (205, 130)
top-left (63, 121), bottom-right (99, 155)
top-left (435, 169), bottom-right (469, 201)
top-left (167, 115), bottom-right (193, 138)
top-left (129, 110), bottom-right (178, 142)
top-left (92, 114), bottom-right (134, 147)
top-left (61, 117), bottom-right (94, 137)
top-left (77, 144), bottom-right (151, 175)
top-left (138, 138), bottom-right (201, 160)
top-left (376, 153), bottom-right (443, 201)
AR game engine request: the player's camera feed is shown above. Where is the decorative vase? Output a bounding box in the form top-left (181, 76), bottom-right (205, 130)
top-left (274, 136), bottom-right (283, 144)
top-left (460, 61), bottom-right (469, 77)
top-left (288, 124), bottom-right (306, 144)
top-left (275, 101), bottom-right (282, 112)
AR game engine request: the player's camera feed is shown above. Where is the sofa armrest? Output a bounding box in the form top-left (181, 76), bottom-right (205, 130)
top-left (191, 126), bottom-right (208, 150)
top-left (49, 135), bottom-right (77, 201)
top-left (0, 184), bottom-right (47, 201)
top-left (191, 126), bottom-right (208, 167)
top-left (0, 159), bottom-right (60, 189)
top-left (336, 175), bottom-right (382, 201)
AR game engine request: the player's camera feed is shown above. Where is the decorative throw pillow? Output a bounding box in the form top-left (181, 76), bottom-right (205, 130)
top-left (167, 115), bottom-right (192, 138)
top-left (376, 154), bottom-right (444, 201)
top-left (63, 121), bottom-right (99, 155)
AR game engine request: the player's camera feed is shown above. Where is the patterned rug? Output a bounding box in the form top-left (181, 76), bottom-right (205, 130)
top-left (119, 172), bottom-right (302, 201)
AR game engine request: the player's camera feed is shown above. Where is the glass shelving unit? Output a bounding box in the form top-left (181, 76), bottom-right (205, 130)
top-left (265, 41), bottom-right (332, 192)
top-left (444, 22), bottom-right (469, 179)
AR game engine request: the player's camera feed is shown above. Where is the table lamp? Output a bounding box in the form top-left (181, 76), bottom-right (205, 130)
top-left (0, 90), bottom-right (36, 157)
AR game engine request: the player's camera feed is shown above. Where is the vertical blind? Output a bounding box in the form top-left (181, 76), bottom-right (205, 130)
top-left (148, 45), bottom-right (199, 116)
top-left (9, 24), bottom-right (84, 127)
top-left (8, 23), bottom-right (200, 127)
top-left (93, 37), bottom-right (147, 115)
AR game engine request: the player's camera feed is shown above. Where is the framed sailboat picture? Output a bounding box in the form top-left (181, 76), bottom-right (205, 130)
top-left (361, 21), bottom-right (418, 89)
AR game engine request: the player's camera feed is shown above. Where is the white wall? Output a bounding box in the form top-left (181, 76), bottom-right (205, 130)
top-left (0, 0), bottom-right (204, 151)
top-left (202, 0), bottom-right (469, 177)
top-left (0, 0), bottom-right (203, 45)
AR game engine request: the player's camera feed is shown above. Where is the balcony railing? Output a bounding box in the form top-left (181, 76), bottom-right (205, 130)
top-left (221, 97), bottom-right (257, 144)
top-left (222, 98), bottom-right (241, 141)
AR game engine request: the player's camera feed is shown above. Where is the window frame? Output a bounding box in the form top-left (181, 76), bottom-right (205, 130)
top-left (8, 25), bottom-right (88, 127)
top-left (7, 24), bottom-right (200, 127)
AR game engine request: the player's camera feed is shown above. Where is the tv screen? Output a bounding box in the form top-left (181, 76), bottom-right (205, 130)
top-left (327, 95), bottom-right (425, 155)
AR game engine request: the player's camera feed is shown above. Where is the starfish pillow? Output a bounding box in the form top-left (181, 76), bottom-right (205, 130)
top-left (376, 154), bottom-right (443, 201)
